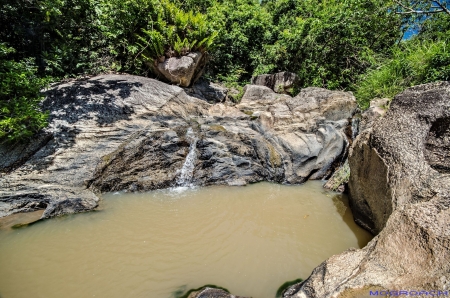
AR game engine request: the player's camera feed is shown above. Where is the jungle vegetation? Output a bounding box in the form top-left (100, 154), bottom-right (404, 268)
top-left (0, 0), bottom-right (449, 141)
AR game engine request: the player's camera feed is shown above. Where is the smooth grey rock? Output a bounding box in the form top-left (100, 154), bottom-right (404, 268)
top-left (0, 74), bottom-right (356, 221)
top-left (227, 179), bottom-right (247, 186)
top-left (283, 81), bottom-right (450, 298)
top-left (0, 74), bottom-right (192, 219)
top-left (156, 52), bottom-right (205, 87)
top-left (90, 84), bottom-right (356, 190)
top-left (0, 132), bottom-right (53, 174)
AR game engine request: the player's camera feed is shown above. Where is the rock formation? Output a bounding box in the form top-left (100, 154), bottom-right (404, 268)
top-left (2, 74), bottom-right (448, 298)
top-left (251, 71), bottom-right (299, 95)
top-left (185, 78), bottom-right (228, 103)
top-left (0, 74), bottom-right (355, 219)
top-left (282, 82), bottom-right (450, 297)
top-left (359, 97), bottom-right (389, 133)
top-left (155, 52), bottom-right (206, 87)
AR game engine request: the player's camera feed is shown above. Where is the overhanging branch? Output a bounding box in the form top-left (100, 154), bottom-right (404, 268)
top-left (394, 0), bottom-right (450, 15)
top-left (434, 1), bottom-right (450, 15)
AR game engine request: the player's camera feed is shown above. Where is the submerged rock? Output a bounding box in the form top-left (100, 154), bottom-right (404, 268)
top-left (0, 74), bottom-right (355, 219)
top-left (283, 81), bottom-right (450, 297)
top-left (186, 287), bottom-right (248, 298)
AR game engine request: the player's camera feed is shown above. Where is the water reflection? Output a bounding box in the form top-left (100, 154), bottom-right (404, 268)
top-left (331, 194), bottom-right (373, 248)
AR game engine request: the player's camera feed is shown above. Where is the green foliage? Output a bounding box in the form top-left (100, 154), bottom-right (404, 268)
top-left (256, 0), bottom-right (401, 89)
top-left (137, 0), bottom-right (218, 64)
top-left (355, 9), bottom-right (450, 109)
top-left (327, 161), bottom-right (350, 192)
top-left (173, 0), bottom-right (216, 13)
top-left (0, 44), bottom-right (49, 142)
top-left (394, 0), bottom-right (450, 39)
top-left (413, 5), bottom-right (450, 43)
top-left (206, 0), bottom-right (274, 82)
top-left (1, 0), bottom-right (165, 77)
top-left (275, 278), bottom-right (303, 298)
top-left (1, 0), bottom-right (448, 127)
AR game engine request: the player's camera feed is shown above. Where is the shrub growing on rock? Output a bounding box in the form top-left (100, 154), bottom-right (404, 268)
top-left (136, 1), bottom-right (218, 65)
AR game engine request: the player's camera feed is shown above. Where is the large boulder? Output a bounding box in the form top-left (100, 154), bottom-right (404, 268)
top-left (156, 52), bottom-right (206, 87)
top-left (251, 71), bottom-right (299, 95)
top-left (0, 75), bottom-right (194, 219)
top-left (0, 75), bottom-right (356, 219)
top-left (282, 82), bottom-right (450, 297)
top-left (185, 78), bottom-right (228, 103)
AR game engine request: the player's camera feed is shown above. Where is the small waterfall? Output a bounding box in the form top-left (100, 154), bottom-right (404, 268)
top-left (176, 128), bottom-right (198, 187)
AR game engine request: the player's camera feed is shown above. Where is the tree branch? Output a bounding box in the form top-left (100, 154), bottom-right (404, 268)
top-left (433, 1), bottom-right (450, 15)
top-left (394, 0), bottom-right (417, 13)
top-left (395, 9), bottom-right (445, 14)
top-left (394, 0), bottom-right (450, 15)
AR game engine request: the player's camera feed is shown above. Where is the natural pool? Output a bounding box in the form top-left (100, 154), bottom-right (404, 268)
top-left (0, 181), bottom-right (372, 298)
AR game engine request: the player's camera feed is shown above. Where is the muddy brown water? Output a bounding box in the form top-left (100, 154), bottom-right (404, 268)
top-left (0, 181), bottom-right (372, 298)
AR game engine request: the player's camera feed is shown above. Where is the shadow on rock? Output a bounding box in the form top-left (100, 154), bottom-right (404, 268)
top-left (43, 78), bottom-right (139, 125)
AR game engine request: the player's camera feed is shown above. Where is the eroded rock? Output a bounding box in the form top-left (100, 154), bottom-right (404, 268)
top-left (283, 81), bottom-right (450, 297)
top-left (186, 287), bottom-right (248, 298)
top-left (0, 75), bottom-right (356, 222)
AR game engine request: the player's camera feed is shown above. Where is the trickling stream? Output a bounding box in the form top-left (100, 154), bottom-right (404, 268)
top-left (177, 127), bottom-right (198, 187)
top-left (0, 181), bottom-right (372, 298)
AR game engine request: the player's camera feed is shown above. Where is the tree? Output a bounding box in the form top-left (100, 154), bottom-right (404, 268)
top-left (205, 0), bottom-right (274, 83)
top-left (255, 0), bottom-right (402, 89)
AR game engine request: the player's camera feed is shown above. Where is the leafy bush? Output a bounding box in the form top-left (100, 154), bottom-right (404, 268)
top-left (354, 4), bottom-right (450, 109)
top-left (136, 1), bottom-right (218, 65)
top-left (355, 39), bottom-right (450, 109)
top-left (255, 0), bottom-right (401, 90)
top-left (0, 44), bottom-right (49, 142)
top-left (206, 0), bottom-right (274, 82)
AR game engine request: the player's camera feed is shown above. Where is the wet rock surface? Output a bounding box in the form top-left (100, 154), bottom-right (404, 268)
top-left (0, 74), bottom-right (355, 219)
top-left (282, 82), bottom-right (450, 297)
